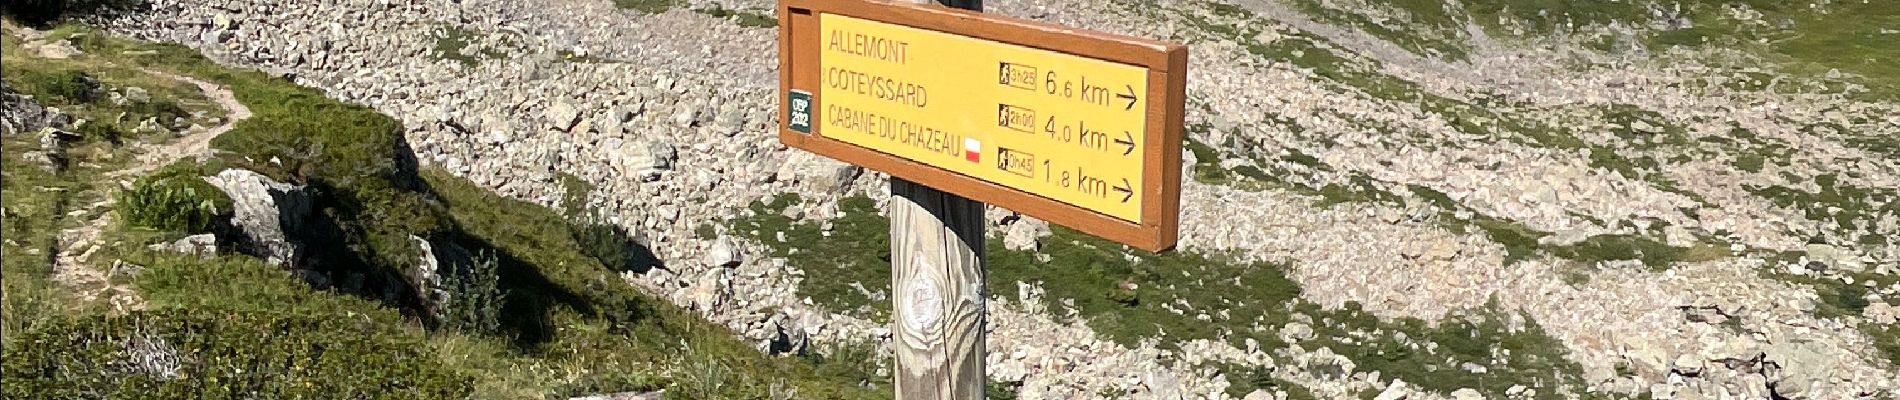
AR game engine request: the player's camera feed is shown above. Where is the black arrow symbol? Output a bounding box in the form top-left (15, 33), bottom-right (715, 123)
top-left (1113, 178), bottom-right (1133, 203)
top-left (1116, 85), bottom-right (1139, 110)
top-left (1113, 131), bottom-right (1136, 156)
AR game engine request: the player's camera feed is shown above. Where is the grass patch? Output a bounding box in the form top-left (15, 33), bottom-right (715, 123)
top-left (1459, 0), bottom-right (1898, 99)
top-left (1283, 0), bottom-right (1469, 60)
top-left (431, 25), bottom-right (505, 67)
top-left (1748, 174), bottom-right (1898, 245)
top-left (731, 194), bottom-right (893, 321)
top-left (613, 0), bottom-right (677, 14)
top-left (733, 193), bottom-right (1591, 399)
top-left (694, 4), bottom-right (777, 28)
top-left (1410, 185), bottom-right (1728, 268)
top-left (1869, 322), bottom-right (1900, 368)
top-left (426, 170), bottom-right (887, 398)
top-left (1184, 133), bottom-right (1236, 186)
top-left (3, 25), bottom-right (889, 398)
top-left (1546, 234), bottom-right (1730, 270)
top-left (0, 122), bottom-right (97, 347)
top-left (1635, 1), bottom-right (1900, 100)
top-left (1212, 362), bottom-right (1316, 400)
top-left (2, 27), bottom-right (225, 137)
top-left (2, 307), bottom-right (472, 399)
top-left (1461, 0), bottom-right (1646, 37)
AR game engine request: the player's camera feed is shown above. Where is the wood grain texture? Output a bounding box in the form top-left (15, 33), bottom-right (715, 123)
top-left (892, 0), bottom-right (988, 397)
top-left (889, 178), bottom-right (987, 399)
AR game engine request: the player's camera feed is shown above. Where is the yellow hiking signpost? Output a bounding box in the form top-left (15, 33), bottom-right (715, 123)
top-left (779, 0), bottom-right (1186, 251)
top-left (819, 13), bottom-right (1153, 222)
top-left (778, 0), bottom-right (1185, 396)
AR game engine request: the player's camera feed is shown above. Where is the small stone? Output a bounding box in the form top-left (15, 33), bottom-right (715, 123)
top-left (545, 102), bottom-right (581, 131)
top-left (1002, 217), bottom-right (1051, 251)
top-left (1449, 388), bottom-right (1482, 400)
top-left (123, 86), bottom-right (150, 103)
top-left (1280, 322), bottom-right (1314, 342)
top-left (1374, 380), bottom-right (1409, 400)
top-left (1866, 302), bottom-right (1898, 325)
top-left (146, 233), bottom-right (218, 258)
top-left (1672, 353), bottom-right (1703, 376)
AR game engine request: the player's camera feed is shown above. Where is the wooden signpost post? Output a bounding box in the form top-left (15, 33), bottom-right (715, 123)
top-left (776, 0), bottom-right (1186, 396)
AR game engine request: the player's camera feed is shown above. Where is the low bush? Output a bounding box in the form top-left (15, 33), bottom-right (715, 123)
top-left (436, 249), bottom-right (505, 335)
top-left (0, 308), bottom-right (472, 399)
top-left (69, 120), bottom-right (123, 145)
top-left (118, 162), bottom-right (230, 234)
top-left (569, 216), bottom-right (634, 270)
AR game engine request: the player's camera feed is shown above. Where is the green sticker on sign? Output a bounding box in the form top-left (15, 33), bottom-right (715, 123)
top-left (788, 90), bottom-right (813, 134)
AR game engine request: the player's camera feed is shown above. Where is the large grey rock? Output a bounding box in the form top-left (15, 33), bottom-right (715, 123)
top-left (1, 81), bottom-right (69, 136)
top-left (204, 169), bottom-right (311, 268)
top-left (1866, 302), bottom-right (1898, 325)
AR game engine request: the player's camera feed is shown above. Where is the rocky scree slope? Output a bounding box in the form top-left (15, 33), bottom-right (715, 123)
top-left (104, 0), bottom-right (1899, 398)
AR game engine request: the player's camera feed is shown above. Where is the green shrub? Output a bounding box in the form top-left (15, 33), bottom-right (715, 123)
top-left (13, 69), bottom-right (99, 104)
top-left (69, 120), bottom-right (124, 145)
top-left (118, 165), bottom-right (229, 234)
top-left (569, 217), bottom-right (633, 270)
top-left (0, 309), bottom-right (473, 399)
top-left (437, 249), bottom-right (505, 335)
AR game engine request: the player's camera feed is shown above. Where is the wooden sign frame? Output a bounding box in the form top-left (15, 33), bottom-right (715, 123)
top-left (776, 0), bottom-right (1187, 252)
